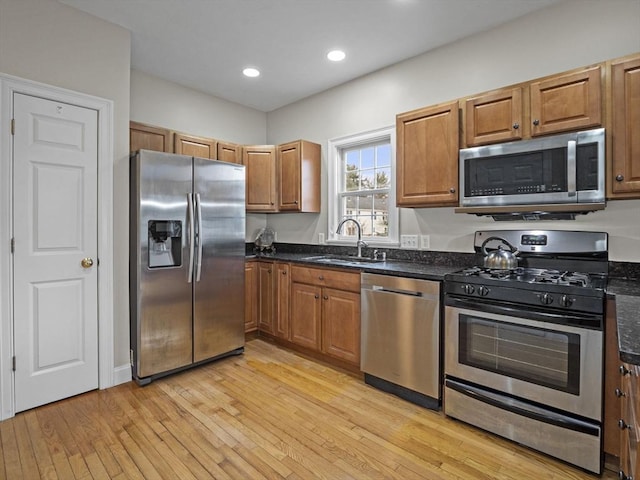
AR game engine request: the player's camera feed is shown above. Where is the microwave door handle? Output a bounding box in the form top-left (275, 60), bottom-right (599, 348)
top-left (567, 140), bottom-right (577, 197)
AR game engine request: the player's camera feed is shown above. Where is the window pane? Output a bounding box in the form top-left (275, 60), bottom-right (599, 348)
top-left (345, 164), bottom-right (359, 192)
top-left (376, 168), bottom-right (390, 188)
top-left (376, 144), bottom-right (391, 167)
top-left (361, 169), bottom-right (375, 190)
top-left (373, 193), bottom-right (389, 236)
top-left (345, 150), bottom-right (359, 170)
top-left (361, 147), bottom-right (374, 169)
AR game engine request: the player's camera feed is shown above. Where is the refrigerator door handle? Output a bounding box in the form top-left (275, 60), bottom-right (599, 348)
top-left (195, 193), bottom-right (203, 282)
top-left (187, 193), bottom-right (195, 283)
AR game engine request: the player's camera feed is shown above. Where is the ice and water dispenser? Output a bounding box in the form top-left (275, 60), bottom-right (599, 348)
top-left (148, 220), bottom-right (182, 268)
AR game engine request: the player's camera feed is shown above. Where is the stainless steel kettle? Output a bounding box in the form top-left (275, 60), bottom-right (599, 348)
top-left (481, 236), bottom-right (519, 269)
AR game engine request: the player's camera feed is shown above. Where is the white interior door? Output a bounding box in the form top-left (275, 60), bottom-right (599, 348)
top-left (12, 92), bottom-right (99, 412)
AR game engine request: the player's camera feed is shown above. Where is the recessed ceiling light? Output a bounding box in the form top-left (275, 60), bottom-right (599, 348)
top-left (243, 67), bottom-right (260, 78)
top-left (327, 50), bottom-right (346, 62)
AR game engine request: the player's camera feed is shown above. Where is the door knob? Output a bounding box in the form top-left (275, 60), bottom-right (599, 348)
top-left (81, 257), bottom-right (94, 268)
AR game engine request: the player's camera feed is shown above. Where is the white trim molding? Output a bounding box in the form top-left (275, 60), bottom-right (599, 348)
top-left (0, 73), bottom-right (115, 420)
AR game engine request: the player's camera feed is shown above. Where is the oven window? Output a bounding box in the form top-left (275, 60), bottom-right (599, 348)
top-left (458, 315), bottom-right (580, 395)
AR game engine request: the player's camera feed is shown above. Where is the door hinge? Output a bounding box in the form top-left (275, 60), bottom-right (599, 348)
top-left (10, 119), bottom-right (15, 135)
top-left (10, 237), bottom-right (14, 254)
top-left (12, 356), bottom-right (16, 371)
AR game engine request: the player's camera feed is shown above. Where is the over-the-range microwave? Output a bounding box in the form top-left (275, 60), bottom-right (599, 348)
top-left (459, 128), bottom-right (605, 208)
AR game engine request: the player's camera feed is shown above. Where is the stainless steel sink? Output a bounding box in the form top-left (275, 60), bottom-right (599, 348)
top-left (300, 254), bottom-right (385, 266)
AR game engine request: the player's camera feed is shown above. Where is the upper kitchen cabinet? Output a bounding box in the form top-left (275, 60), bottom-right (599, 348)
top-left (610, 54), bottom-right (640, 198)
top-left (464, 87), bottom-right (523, 146)
top-left (396, 101), bottom-right (459, 207)
top-left (217, 141), bottom-right (243, 165)
top-left (244, 145), bottom-right (278, 212)
top-left (277, 140), bottom-right (321, 212)
top-left (130, 121), bottom-right (172, 153)
top-left (174, 133), bottom-right (217, 159)
top-left (530, 66), bottom-right (602, 136)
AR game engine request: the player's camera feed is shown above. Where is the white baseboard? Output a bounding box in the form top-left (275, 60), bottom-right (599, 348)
top-left (112, 363), bottom-right (132, 386)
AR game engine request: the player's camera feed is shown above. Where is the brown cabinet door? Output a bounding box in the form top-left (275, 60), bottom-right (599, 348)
top-left (277, 140), bottom-right (321, 212)
top-left (174, 133), bottom-right (217, 159)
top-left (530, 66), bottom-right (602, 136)
top-left (244, 262), bottom-right (258, 332)
top-left (604, 299), bottom-right (621, 457)
top-left (290, 282), bottom-right (322, 350)
top-left (274, 263), bottom-right (290, 340)
top-left (257, 262), bottom-right (274, 333)
top-left (130, 121), bottom-right (172, 153)
top-left (396, 101), bottom-right (459, 207)
top-left (465, 87), bottom-right (523, 146)
top-left (321, 288), bottom-right (360, 365)
top-left (278, 141), bottom-right (301, 211)
top-left (611, 56), bottom-right (640, 197)
top-left (244, 145), bottom-right (277, 212)
top-left (217, 141), bottom-right (242, 164)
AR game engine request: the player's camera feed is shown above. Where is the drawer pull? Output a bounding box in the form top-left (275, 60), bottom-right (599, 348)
top-left (615, 388), bottom-right (626, 398)
top-left (618, 470), bottom-right (633, 480)
top-left (620, 365), bottom-right (632, 376)
top-left (618, 419), bottom-right (632, 430)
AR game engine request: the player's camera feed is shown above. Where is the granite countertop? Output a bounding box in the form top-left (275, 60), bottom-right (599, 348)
top-left (607, 278), bottom-right (640, 366)
top-left (247, 252), bottom-right (464, 281)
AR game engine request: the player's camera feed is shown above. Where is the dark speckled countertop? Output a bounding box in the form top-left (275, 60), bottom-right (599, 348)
top-left (248, 243), bottom-right (640, 366)
top-left (607, 277), bottom-right (640, 366)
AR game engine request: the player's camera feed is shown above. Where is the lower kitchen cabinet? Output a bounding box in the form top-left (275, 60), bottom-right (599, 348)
top-left (256, 261), bottom-right (290, 339)
top-left (619, 361), bottom-right (640, 480)
top-left (244, 262), bottom-right (258, 332)
top-left (257, 261), bottom-right (274, 333)
top-left (290, 265), bottom-right (361, 366)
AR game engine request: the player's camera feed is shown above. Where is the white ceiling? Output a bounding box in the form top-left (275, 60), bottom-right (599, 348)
top-left (58, 0), bottom-right (561, 112)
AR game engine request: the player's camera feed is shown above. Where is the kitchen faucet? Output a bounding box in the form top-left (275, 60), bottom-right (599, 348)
top-left (336, 218), bottom-right (367, 257)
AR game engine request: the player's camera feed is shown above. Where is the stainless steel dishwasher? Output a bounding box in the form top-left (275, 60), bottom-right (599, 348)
top-left (361, 273), bottom-right (440, 409)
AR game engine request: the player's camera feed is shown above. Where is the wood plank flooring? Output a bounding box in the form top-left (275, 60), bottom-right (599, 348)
top-left (1, 339), bottom-right (614, 479)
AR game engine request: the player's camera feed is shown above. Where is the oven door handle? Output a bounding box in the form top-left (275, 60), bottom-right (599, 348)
top-left (444, 295), bottom-right (602, 327)
top-left (445, 378), bottom-right (600, 437)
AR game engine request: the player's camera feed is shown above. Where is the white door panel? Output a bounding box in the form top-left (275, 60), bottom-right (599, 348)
top-left (13, 92), bottom-right (98, 412)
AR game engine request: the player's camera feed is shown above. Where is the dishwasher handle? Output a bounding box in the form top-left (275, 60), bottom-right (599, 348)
top-left (371, 285), bottom-right (423, 297)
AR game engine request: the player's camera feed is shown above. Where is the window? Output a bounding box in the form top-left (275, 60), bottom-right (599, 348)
top-left (328, 126), bottom-right (398, 245)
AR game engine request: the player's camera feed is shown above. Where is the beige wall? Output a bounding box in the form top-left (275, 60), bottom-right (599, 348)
top-left (265, 0), bottom-right (640, 262)
top-left (0, 0), bottom-right (132, 370)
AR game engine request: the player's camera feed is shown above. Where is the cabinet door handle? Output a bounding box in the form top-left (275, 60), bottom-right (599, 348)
top-left (620, 365), bottom-right (632, 376)
top-left (314, 294), bottom-right (319, 299)
top-left (318, 275), bottom-right (324, 280)
top-left (323, 295), bottom-right (328, 300)
top-left (618, 469), bottom-right (633, 480)
top-left (294, 200), bottom-right (299, 204)
top-left (449, 187), bottom-right (456, 194)
top-left (512, 123), bottom-right (519, 130)
top-left (282, 270), bottom-right (287, 275)
top-left (615, 388), bottom-right (627, 398)
top-left (533, 119), bottom-right (540, 126)
top-left (618, 419), bottom-right (632, 430)
top-left (616, 174), bottom-right (624, 182)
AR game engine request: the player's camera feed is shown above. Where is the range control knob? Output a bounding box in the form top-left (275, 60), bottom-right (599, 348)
top-left (477, 286), bottom-right (490, 297)
top-left (539, 293), bottom-right (554, 305)
top-left (559, 294), bottom-right (573, 307)
top-left (462, 284), bottom-right (475, 294)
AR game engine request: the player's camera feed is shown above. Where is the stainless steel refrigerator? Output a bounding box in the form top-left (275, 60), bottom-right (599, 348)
top-left (130, 149), bottom-right (245, 385)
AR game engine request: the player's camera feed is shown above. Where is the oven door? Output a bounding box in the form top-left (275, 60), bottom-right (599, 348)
top-left (444, 302), bottom-right (603, 421)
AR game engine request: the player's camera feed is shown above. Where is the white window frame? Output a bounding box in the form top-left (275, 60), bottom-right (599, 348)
top-left (327, 126), bottom-right (398, 247)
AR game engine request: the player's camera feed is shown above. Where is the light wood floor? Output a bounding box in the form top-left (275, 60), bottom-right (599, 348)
top-left (1, 339), bottom-right (615, 479)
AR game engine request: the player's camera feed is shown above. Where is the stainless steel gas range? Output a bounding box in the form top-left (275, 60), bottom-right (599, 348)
top-left (443, 229), bottom-right (608, 474)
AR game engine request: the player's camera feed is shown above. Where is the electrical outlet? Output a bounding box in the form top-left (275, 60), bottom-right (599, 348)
top-left (420, 235), bottom-right (430, 250)
top-left (400, 235), bottom-right (418, 249)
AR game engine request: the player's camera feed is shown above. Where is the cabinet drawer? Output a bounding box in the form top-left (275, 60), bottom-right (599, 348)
top-left (291, 265), bottom-right (360, 292)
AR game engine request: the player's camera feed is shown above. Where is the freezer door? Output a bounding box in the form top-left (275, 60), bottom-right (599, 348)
top-left (193, 158), bottom-right (246, 362)
top-left (130, 150), bottom-right (194, 379)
